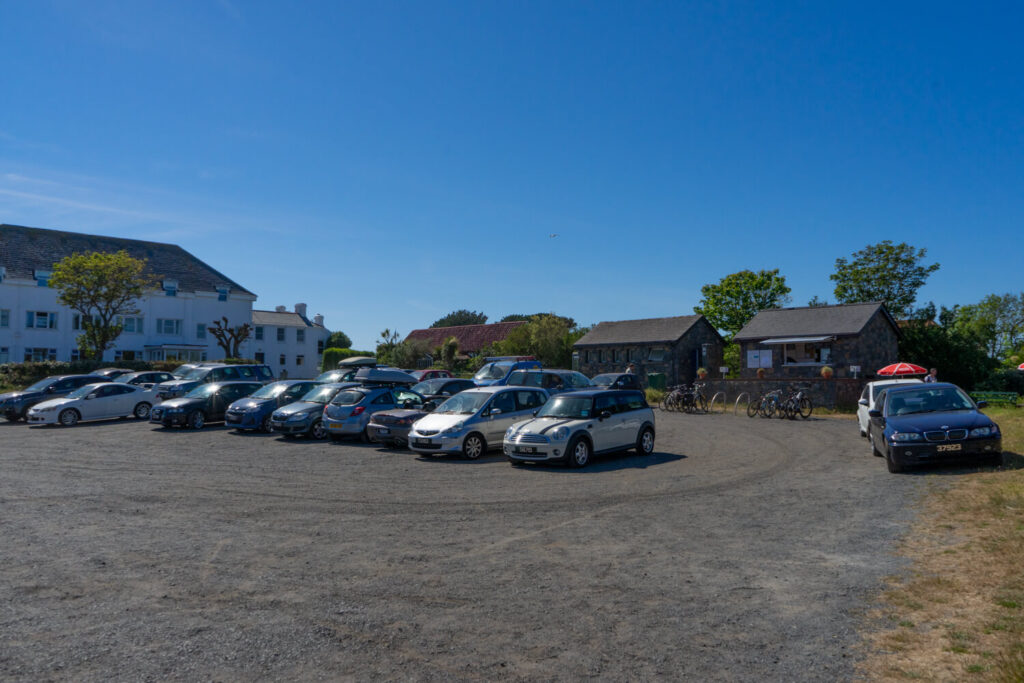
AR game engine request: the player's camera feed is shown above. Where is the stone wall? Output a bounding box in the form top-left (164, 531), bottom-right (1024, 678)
top-left (698, 377), bottom-right (867, 410)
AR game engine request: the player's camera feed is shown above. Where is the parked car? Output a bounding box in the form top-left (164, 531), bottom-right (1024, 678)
top-left (411, 377), bottom-right (477, 405)
top-left (323, 386), bottom-right (427, 442)
top-left (114, 371), bottom-right (176, 389)
top-left (352, 367), bottom-right (417, 386)
top-left (225, 380), bottom-right (320, 432)
top-left (269, 383), bottom-right (355, 439)
top-left (336, 356), bottom-right (378, 369)
top-left (0, 374), bottom-right (112, 422)
top-left (155, 363), bottom-right (274, 400)
top-left (408, 386), bottom-right (549, 459)
top-left (473, 358), bottom-right (542, 386)
top-left (504, 390), bottom-right (656, 467)
top-left (856, 378), bottom-right (923, 437)
top-left (27, 382), bottom-right (158, 426)
top-left (505, 369), bottom-right (592, 394)
top-left (150, 381), bottom-right (263, 429)
top-left (409, 369), bottom-right (453, 381)
top-left (866, 382), bottom-right (1002, 473)
top-left (590, 373), bottom-right (643, 390)
top-left (92, 367), bottom-right (134, 379)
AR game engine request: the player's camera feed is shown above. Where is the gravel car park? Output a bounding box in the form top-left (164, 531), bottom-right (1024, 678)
top-left (0, 412), bottom-right (932, 680)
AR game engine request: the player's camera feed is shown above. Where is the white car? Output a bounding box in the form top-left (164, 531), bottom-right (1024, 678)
top-left (504, 389), bottom-right (656, 467)
top-left (27, 382), bottom-right (159, 426)
top-left (856, 378), bottom-right (923, 437)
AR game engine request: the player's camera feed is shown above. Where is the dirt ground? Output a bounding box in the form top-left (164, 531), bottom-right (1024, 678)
top-left (0, 410), bottom-right (926, 681)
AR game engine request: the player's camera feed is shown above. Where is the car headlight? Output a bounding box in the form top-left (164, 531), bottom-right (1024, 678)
top-left (37, 406), bottom-right (58, 413)
top-left (550, 426), bottom-right (569, 440)
top-left (442, 422), bottom-right (465, 435)
top-left (505, 426), bottom-right (517, 439)
top-left (969, 426), bottom-right (996, 438)
top-left (288, 413), bottom-right (307, 421)
top-left (891, 432), bottom-right (922, 442)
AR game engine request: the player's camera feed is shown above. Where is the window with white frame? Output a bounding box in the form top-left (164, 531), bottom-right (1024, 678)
top-left (277, 327), bottom-right (285, 342)
top-left (217, 286), bottom-right (229, 302)
top-left (254, 326), bottom-right (264, 341)
top-left (0, 309), bottom-right (8, 328)
top-left (117, 315), bottom-right (144, 333)
top-left (26, 311), bottom-right (58, 329)
top-left (70, 349), bottom-right (82, 361)
top-left (628, 348), bottom-right (638, 362)
top-left (34, 269), bottom-right (52, 286)
top-left (279, 354), bottom-right (286, 365)
top-left (317, 339), bottom-right (324, 354)
top-left (156, 319), bottom-right (182, 335)
top-left (25, 348), bottom-right (57, 362)
top-left (162, 279), bottom-right (178, 296)
top-left (296, 328), bottom-right (305, 343)
top-left (782, 342), bottom-right (831, 365)
top-left (114, 350), bottom-right (140, 361)
top-left (254, 351), bottom-right (265, 363)
top-left (196, 323), bottom-right (207, 339)
top-left (648, 348), bottom-right (666, 362)
top-left (296, 355), bottom-right (304, 366)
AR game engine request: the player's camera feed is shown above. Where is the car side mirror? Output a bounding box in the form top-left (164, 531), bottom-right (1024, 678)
top-left (976, 400), bottom-right (988, 409)
top-left (858, 398), bottom-right (868, 407)
top-left (490, 408), bottom-right (502, 415)
top-left (532, 410), bottom-right (539, 417)
top-left (599, 410), bottom-right (612, 420)
top-left (868, 409), bottom-right (882, 419)
top-left (86, 393), bottom-right (97, 400)
top-left (45, 386), bottom-right (56, 393)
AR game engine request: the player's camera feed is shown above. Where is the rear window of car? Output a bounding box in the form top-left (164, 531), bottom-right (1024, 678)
top-left (331, 390), bottom-right (366, 406)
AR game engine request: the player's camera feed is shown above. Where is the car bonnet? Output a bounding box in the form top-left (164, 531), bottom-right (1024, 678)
top-left (276, 401), bottom-right (321, 416)
top-left (511, 416), bottom-right (581, 435)
top-left (885, 410), bottom-right (993, 432)
top-left (28, 397), bottom-right (74, 411)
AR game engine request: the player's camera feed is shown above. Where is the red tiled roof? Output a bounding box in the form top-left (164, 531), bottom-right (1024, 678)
top-left (404, 321), bottom-right (527, 354)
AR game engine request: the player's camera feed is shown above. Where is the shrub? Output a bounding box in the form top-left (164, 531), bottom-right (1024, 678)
top-left (321, 348), bottom-right (376, 371)
top-left (0, 359), bottom-right (184, 391)
top-left (646, 388), bottom-right (665, 405)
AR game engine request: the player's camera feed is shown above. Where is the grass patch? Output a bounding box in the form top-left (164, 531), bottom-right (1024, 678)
top-left (860, 406), bottom-right (1024, 681)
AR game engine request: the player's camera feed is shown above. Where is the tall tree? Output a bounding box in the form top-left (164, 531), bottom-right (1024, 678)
top-left (375, 328), bottom-right (401, 364)
top-left (693, 269), bottom-right (792, 337)
top-left (830, 240), bottom-right (939, 315)
top-left (49, 250), bottom-right (158, 359)
top-left (325, 330), bottom-right (353, 349)
top-left (500, 313), bottom-right (576, 328)
top-left (208, 317), bottom-right (253, 358)
top-left (431, 310), bottom-right (487, 328)
top-left (945, 293), bottom-right (1024, 359)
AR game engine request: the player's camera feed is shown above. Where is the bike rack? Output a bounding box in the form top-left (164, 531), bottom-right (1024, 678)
top-left (709, 391), bottom-right (726, 414)
top-left (733, 392), bottom-right (750, 416)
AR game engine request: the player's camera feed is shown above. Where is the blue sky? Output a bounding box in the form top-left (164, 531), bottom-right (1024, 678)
top-left (2, 1), bottom-right (1022, 349)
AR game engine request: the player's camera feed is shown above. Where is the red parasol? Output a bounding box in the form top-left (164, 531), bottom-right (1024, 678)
top-left (1018, 362), bottom-right (1024, 371)
top-left (877, 362), bottom-right (928, 376)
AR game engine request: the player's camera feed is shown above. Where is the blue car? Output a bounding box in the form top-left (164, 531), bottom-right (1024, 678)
top-left (472, 357), bottom-right (542, 386)
top-left (867, 382), bottom-right (1002, 473)
top-left (504, 369), bottom-right (593, 395)
top-left (225, 380), bottom-right (319, 432)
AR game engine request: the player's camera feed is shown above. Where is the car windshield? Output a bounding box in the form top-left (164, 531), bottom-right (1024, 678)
top-left (185, 384), bottom-right (220, 399)
top-left (25, 378), bottom-right (56, 392)
top-left (179, 367), bottom-right (209, 380)
top-left (330, 390), bottom-right (366, 406)
top-left (474, 363), bottom-right (510, 381)
top-left (590, 374), bottom-right (618, 386)
top-left (315, 371), bottom-right (342, 383)
top-left (413, 379), bottom-right (448, 395)
top-left (299, 386), bottom-right (339, 404)
top-left (507, 371), bottom-right (544, 387)
top-left (251, 382), bottom-right (289, 399)
top-left (113, 374), bottom-right (136, 384)
top-left (537, 396), bottom-right (593, 419)
top-left (888, 387), bottom-right (975, 415)
top-left (66, 384), bottom-right (100, 399)
top-left (434, 392), bottom-right (491, 415)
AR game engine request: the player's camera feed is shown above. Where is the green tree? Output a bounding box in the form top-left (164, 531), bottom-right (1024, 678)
top-left (325, 330), bottom-right (352, 349)
top-left (375, 329), bottom-right (402, 364)
top-left (945, 293), bottom-right (1024, 359)
top-left (899, 314), bottom-right (996, 391)
top-left (387, 339), bottom-right (431, 369)
top-left (491, 314), bottom-right (583, 367)
top-left (830, 240), bottom-right (939, 315)
top-left (500, 313), bottom-right (576, 328)
top-left (431, 309), bottom-right (487, 328)
top-left (693, 269), bottom-right (792, 337)
top-left (49, 250), bottom-right (158, 359)
top-left (440, 336), bottom-right (459, 371)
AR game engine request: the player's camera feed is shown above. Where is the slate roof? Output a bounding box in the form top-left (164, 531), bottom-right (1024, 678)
top-left (574, 315), bottom-right (709, 346)
top-left (252, 310), bottom-right (317, 328)
top-left (0, 223), bottom-right (255, 296)
top-left (733, 302), bottom-right (898, 341)
top-left (404, 321), bottom-right (527, 354)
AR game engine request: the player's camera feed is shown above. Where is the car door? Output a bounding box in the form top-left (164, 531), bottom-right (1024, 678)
top-left (868, 390), bottom-right (888, 451)
top-left (76, 384), bottom-right (107, 419)
top-left (592, 393), bottom-right (622, 452)
top-left (483, 390), bottom-right (519, 443)
top-left (614, 393), bottom-right (644, 448)
top-left (107, 384), bottom-right (137, 416)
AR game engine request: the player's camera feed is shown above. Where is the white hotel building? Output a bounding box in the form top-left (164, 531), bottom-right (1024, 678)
top-left (0, 224), bottom-right (330, 378)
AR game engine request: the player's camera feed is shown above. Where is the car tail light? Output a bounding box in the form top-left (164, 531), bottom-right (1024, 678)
top-left (352, 406), bottom-right (365, 416)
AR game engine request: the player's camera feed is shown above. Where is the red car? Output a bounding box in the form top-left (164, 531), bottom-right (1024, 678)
top-left (408, 369), bottom-right (453, 381)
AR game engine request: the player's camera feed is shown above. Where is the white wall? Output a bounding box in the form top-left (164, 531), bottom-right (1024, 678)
top-left (241, 324), bottom-right (331, 379)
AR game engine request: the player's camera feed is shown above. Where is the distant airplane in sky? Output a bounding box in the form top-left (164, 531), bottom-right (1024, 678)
top-left (549, 233), bottom-right (558, 238)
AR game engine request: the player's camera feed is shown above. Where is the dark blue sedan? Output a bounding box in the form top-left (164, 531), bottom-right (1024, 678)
top-left (867, 382), bottom-right (1002, 473)
top-left (224, 380), bottom-right (319, 432)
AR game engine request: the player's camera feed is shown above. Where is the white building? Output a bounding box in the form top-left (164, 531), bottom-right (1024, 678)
top-left (243, 304), bottom-right (331, 379)
top-left (0, 224), bottom-right (330, 374)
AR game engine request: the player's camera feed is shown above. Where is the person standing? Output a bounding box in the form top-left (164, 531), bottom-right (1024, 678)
top-left (626, 363), bottom-right (636, 375)
top-left (923, 368), bottom-right (938, 383)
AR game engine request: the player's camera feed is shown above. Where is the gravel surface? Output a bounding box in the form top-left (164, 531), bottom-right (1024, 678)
top-left (0, 411), bottom-right (925, 680)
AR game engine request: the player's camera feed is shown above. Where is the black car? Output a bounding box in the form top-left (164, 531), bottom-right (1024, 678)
top-left (410, 378), bottom-right (477, 406)
top-left (93, 367), bottom-right (134, 379)
top-left (590, 373), bottom-right (643, 390)
top-left (150, 381), bottom-right (263, 429)
top-left (0, 374), bottom-right (111, 422)
top-left (867, 382), bottom-right (1002, 473)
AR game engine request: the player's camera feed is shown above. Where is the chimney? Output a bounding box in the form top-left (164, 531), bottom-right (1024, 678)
top-left (313, 314), bottom-right (324, 326)
top-left (295, 303), bottom-right (307, 318)
top-left (275, 305), bottom-right (286, 313)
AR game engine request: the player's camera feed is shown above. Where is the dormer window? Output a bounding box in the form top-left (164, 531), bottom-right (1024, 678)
top-left (34, 269), bottom-right (52, 287)
top-left (162, 279), bottom-right (178, 297)
top-left (217, 286), bottom-right (230, 302)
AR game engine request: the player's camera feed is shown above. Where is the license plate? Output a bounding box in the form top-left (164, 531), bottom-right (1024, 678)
top-left (376, 427), bottom-right (390, 435)
top-left (328, 423), bottom-right (343, 430)
top-left (515, 446), bottom-right (537, 454)
top-left (936, 443), bottom-right (962, 452)
top-left (226, 415), bottom-right (239, 422)
top-left (413, 438), bottom-right (434, 446)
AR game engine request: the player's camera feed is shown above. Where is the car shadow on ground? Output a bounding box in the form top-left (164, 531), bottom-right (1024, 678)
top-left (24, 417), bottom-right (150, 430)
top-left (900, 450), bottom-right (1023, 476)
top-left (147, 423), bottom-right (234, 434)
top-left (411, 450), bottom-right (686, 471)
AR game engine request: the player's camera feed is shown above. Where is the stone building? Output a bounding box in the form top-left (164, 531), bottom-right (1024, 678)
top-left (572, 315), bottom-right (724, 386)
top-left (732, 302), bottom-right (900, 379)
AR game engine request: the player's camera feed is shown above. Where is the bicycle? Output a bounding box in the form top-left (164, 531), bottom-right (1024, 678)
top-left (780, 385), bottom-right (813, 419)
top-left (688, 382), bottom-right (708, 414)
top-left (748, 389), bottom-right (782, 418)
top-left (659, 385), bottom-right (686, 412)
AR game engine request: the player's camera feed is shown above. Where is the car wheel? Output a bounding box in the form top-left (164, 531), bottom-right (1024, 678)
top-left (187, 411), bottom-right (205, 430)
top-left (59, 408), bottom-right (80, 427)
top-left (133, 402), bottom-right (151, 420)
top-left (568, 436), bottom-right (591, 468)
top-left (309, 419), bottom-right (327, 440)
top-left (462, 433), bottom-right (485, 460)
top-left (636, 427), bottom-right (655, 455)
top-left (885, 446), bottom-right (905, 473)
top-left (261, 415), bottom-right (273, 433)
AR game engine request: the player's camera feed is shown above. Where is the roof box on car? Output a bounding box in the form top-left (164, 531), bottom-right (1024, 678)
top-left (353, 368), bottom-right (417, 385)
top-left (337, 356), bottom-right (378, 368)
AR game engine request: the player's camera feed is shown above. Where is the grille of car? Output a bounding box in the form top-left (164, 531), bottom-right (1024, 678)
top-left (947, 429), bottom-right (968, 440)
top-left (151, 408), bottom-right (163, 418)
top-left (924, 431), bottom-right (945, 442)
top-left (416, 429), bottom-right (439, 436)
top-left (511, 434), bottom-right (550, 444)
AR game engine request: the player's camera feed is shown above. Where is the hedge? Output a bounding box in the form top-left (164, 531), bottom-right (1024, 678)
top-left (321, 348), bottom-right (376, 371)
